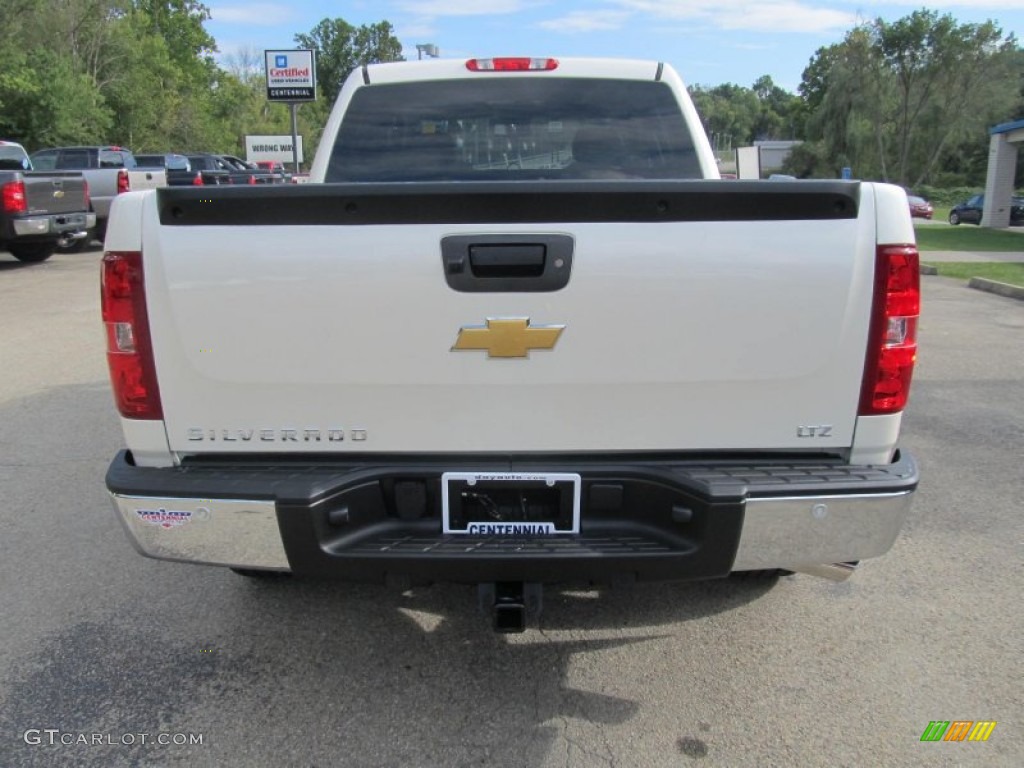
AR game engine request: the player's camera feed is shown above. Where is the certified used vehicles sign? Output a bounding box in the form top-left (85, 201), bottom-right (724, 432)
top-left (264, 49), bottom-right (316, 102)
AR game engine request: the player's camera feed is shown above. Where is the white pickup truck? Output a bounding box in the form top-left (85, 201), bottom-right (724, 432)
top-left (102, 58), bottom-right (919, 630)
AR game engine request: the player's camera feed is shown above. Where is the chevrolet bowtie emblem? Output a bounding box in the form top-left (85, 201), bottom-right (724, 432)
top-left (452, 318), bottom-right (565, 358)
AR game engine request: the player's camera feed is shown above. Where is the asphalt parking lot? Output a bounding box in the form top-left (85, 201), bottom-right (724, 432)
top-left (0, 247), bottom-right (1021, 767)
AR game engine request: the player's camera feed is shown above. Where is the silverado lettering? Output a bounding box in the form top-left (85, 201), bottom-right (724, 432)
top-left (186, 428), bottom-right (356, 442)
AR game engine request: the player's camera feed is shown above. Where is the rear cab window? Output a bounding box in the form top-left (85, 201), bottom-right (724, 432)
top-left (326, 78), bottom-right (701, 182)
top-left (100, 150), bottom-right (135, 168)
top-left (29, 150), bottom-right (58, 170)
top-left (58, 150), bottom-right (93, 169)
top-left (0, 145), bottom-right (30, 170)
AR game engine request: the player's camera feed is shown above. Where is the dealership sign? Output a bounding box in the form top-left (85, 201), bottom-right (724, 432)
top-left (245, 135), bottom-right (305, 165)
top-left (265, 49), bottom-right (316, 102)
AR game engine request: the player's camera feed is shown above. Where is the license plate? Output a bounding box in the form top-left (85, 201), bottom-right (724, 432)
top-left (442, 472), bottom-right (581, 535)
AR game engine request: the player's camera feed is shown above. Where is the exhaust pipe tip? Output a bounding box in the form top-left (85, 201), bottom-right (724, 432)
top-left (792, 561), bottom-right (860, 582)
top-left (57, 230), bottom-right (89, 248)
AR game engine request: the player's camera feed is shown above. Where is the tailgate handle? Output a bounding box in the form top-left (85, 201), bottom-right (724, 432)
top-left (469, 244), bottom-right (545, 277)
top-left (442, 235), bottom-right (573, 293)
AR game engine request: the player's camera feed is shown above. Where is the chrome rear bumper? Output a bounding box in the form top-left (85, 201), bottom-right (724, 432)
top-left (731, 492), bottom-right (914, 574)
top-left (111, 495), bottom-right (289, 571)
top-left (108, 451), bottom-right (917, 581)
top-left (12, 211), bottom-right (95, 236)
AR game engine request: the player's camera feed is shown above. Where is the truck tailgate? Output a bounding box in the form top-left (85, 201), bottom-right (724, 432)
top-left (23, 172), bottom-right (89, 214)
top-left (129, 169), bottom-right (166, 191)
top-left (138, 182), bottom-right (880, 455)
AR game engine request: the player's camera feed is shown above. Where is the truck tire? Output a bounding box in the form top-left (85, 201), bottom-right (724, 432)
top-left (8, 243), bottom-right (56, 262)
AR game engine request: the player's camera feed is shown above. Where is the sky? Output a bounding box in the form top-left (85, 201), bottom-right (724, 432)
top-left (205, 1), bottom-right (1024, 93)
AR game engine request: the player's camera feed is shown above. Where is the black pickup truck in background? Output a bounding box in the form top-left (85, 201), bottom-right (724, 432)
top-left (135, 153), bottom-right (221, 187)
top-left (135, 152), bottom-right (289, 186)
top-left (189, 153), bottom-right (287, 185)
top-left (1, 140), bottom-right (94, 262)
top-left (220, 154), bottom-right (287, 182)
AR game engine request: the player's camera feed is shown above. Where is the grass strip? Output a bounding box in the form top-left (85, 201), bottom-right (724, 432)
top-left (927, 262), bottom-right (1024, 287)
top-left (914, 224), bottom-right (1024, 252)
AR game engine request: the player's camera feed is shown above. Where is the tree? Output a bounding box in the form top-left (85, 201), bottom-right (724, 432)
top-left (0, 0), bottom-right (224, 149)
top-left (800, 10), bottom-right (1020, 187)
top-left (0, 49), bottom-right (113, 147)
top-left (801, 27), bottom-right (885, 178)
top-left (0, 3), bottom-right (407, 158)
top-left (294, 18), bottom-right (404, 105)
top-left (99, 11), bottom-right (183, 150)
top-left (689, 77), bottom-right (801, 152)
top-left (689, 83), bottom-right (760, 149)
top-left (124, 1), bottom-right (223, 149)
top-left (751, 75), bottom-right (802, 140)
top-left (132, 0), bottom-right (216, 66)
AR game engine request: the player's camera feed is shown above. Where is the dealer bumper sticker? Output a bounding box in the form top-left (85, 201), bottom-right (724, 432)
top-left (135, 508), bottom-right (193, 529)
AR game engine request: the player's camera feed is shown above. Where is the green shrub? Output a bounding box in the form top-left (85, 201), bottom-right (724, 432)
top-left (915, 185), bottom-right (979, 206)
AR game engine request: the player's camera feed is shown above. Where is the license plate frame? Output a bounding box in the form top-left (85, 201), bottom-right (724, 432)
top-left (442, 472), bottom-right (581, 535)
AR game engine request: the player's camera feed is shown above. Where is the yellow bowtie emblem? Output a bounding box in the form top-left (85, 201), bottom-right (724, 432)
top-left (452, 318), bottom-right (565, 358)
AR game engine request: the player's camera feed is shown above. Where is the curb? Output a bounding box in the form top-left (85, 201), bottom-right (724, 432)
top-left (920, 263), bottom-right (938, 275)
top-left (967, 277), bottom-right (1024, 302)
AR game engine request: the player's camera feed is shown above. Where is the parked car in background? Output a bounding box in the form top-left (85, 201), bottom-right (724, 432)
top-left (218, 154), bottom-right (287, 183)
top-left (218, 154), bottom-right (258, 170)
top-left (1, 139), bottom-right (94, 262)
top-left (183, 154), bottom-right (237, 185)
top-left (134, 153), bottom-right (191, 171)
top-left (255, 160), bottom-right (292, 182)
top-left (186, 154), bottom-right (282, 186)
top-left (948, 193), bottom-right (1024, 226)
top-left (29, 146), bottom-right (165, 248)
top-left (907, 195), bottom-right (933, 219)
top-left (136, 153), bottom-right (225, 186)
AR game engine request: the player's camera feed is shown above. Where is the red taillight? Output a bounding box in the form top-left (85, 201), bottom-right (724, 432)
top-left (466, 57), bottom-right (558, 72)
top-left (83, 179), bottom-right (91, 211)
top-left (116, 169), bottom-right (130, 194)
top-left (191, 172), bottom-right (204, 186)
top-left (101, 251), bottom-right (162, 419)
top-left (859, 245), bottom-right (919, 415)
top-left (2, 179), bottom-right (27, 213)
